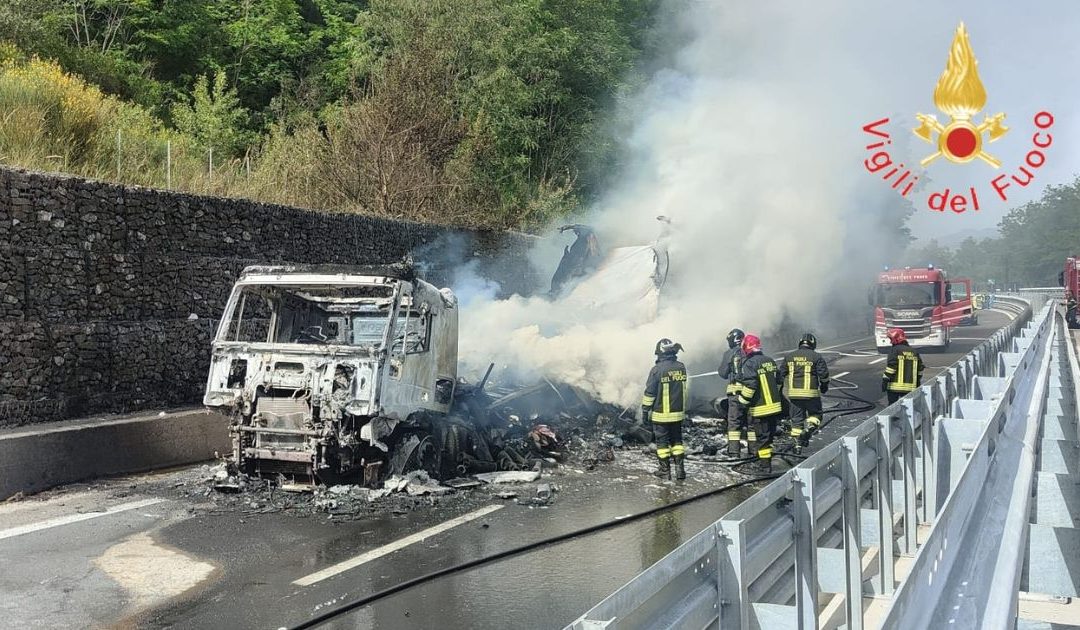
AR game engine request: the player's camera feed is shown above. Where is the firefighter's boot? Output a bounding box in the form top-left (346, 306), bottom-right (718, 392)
top-left (654, 456), bottom-right (671, 480)
top-left (754, 445), bottom-right (773, 474)
top-left (673, 454), bottom-right (686, 480)
top-left (790, 426), bottom-right (804, 454)
top-left (805, 416), bottom-right (821, 446)
top-left (726, 429), bottom-right (742, 456)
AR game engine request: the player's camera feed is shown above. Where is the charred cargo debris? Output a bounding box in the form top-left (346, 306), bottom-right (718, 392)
top-left (202, 263), bottom-right (651, 492)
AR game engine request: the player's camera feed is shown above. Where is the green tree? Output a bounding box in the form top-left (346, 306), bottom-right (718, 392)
top-left (171, 70), bottom-right (253, 158)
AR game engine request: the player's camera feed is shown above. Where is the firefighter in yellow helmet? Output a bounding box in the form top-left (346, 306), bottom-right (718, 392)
top-left (736, 334), bottom-right (783, 473)
top-left (882, 328), bottom-right (924, 404)
top-left (779, 332), bottom-right (829, 453)
top-left (641, 338), bottom-right (689, 481)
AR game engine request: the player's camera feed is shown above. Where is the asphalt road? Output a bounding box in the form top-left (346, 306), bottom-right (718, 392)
top-left (0, 309), bottom-right (1015, 630)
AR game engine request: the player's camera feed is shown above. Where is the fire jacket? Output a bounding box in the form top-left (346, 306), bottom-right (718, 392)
top-left (779, 348), bottom-right (830, 399)
top-left (642, 356), bottom-right (689, 423)
top-left (883, 343), bottom-right (924, 393)
top-left (737, 353), bottom-right (783, 417)
top-left (718, 347), bottom-right (745, 395)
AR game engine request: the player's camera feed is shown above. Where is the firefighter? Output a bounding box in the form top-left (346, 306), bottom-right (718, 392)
top-left (718, 328), bottom-right (746, 456)
top-left (780, 332), bottom-right (829, 453)
top-left (642, 338), bottom-right (689, 480)
top-left (737, 334), bottom-right (783, 473)
top-left (1067, 295), bottom-right (1078, 329)
top-left (882, 328), bottom-right (924, 404)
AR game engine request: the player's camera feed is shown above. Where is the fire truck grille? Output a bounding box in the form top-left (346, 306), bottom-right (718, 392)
top-left (885, 319), bottom-right (931, 338)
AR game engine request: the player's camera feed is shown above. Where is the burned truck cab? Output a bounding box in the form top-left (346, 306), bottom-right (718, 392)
top-left (203, 264), bottom-right (458, 484)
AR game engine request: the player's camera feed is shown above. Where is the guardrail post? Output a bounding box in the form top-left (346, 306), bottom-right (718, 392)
top-left (718, 520), bottom-right (749, 629)
top-left (791, 468), bottom-right (819, 630)
top-left (841, 436), bottom-right (864, 630)
top-left (875, 414), bottom-right (896, 594)
top-left (919, 384), bottom-right (937, 523)
top-left (900, 401), bottom-right (918, 555)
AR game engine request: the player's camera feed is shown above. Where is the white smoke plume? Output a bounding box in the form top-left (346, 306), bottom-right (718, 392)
top-left (453, 1), bottom-right (1077, 406)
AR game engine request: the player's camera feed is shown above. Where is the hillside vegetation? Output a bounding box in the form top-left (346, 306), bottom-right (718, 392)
top-left (904, 177), bottom-right (1080, 287)
top-left (0, 0), bottom-right (658, 229)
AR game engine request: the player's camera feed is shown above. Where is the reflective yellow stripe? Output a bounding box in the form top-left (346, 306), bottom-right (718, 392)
top-left (790, 427), bottom-right (803, 436)
top-left (888, 382), bottom-right (916, 392)
top-left (758, 446), bottom-right (773, 458)
top-left (671, 444), bottom-right (685, 455)
top-left (750, 402), bottom-right (782, 417)
top-left (759, 374), bottom-right (774, 407)
top-left (651, 411), bottom-right (685, 422)
top-left (727, 430), bottom-right (741, 441)
top-left (802, 364), bottom-right (811, 390)
top-left (747, 431), bottom-right (757, 441)
top-left (657, 447), bottom-right (671, 458)
top-left (726, 383), bottom-right (740, 394)
top-left (884, 366), bottom-right (897, 375)
top-left (642, 395), bottom-right (655, 406)
top-left (807, 416), bottom-right (821, 428)
top-left (898, 357), bottom-right (905, 385)
top-left (787, 387), bottom-right (819, 399)
top-left (662, 383), bottom-right (670, 414)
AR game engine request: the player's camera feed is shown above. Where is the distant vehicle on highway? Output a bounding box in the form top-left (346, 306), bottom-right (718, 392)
top-left (1059, 256), bottom-right (1080, 328)
top-left (870, 265), bottom-right (975, 352)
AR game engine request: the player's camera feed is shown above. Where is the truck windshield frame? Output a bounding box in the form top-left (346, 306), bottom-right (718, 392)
top-left (214, 280), bottom-right (399, 351)
top-left (876, 281), bottom-right (942, 308)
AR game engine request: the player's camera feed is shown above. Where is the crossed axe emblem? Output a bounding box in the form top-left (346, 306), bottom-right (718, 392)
top-left (913, 112), bottom-right (1008, 168)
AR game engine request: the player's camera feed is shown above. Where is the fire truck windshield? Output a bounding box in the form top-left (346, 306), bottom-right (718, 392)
top-left (876, 282), bottom-right (941, 307)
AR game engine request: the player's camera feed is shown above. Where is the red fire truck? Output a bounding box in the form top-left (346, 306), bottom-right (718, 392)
top-left (871, 266), bottom-right (975, 352)
top-left (1059, 256), bottom-right (1079, 328)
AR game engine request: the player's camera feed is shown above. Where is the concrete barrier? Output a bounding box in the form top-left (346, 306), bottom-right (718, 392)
top-left (0, 408), bottom-right (230, 500)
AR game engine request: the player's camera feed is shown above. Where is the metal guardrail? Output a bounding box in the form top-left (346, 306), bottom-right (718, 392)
top-left (879, 301), bottom-right (1065, 628)
top-left (566, 295), bottom-right (1046, 630)
top-left (1017, 286), bottom-right (1065, 299)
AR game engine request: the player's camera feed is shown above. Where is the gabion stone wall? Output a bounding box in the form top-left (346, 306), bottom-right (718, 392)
top-left (0, 168), bottom-right (538, 427)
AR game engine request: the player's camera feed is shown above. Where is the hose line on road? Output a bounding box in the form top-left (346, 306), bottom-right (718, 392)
top-left (287, 473), bottom-right (780, 629)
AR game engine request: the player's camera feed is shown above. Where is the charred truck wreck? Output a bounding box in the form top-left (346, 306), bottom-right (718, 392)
top-left (204, 222), bottom-right (672, 489)
top-left (203, 264), bottom-right (459, 486)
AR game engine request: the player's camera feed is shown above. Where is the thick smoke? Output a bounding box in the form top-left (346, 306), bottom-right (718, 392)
top-left (452, 1), bottom-right (1057, 406)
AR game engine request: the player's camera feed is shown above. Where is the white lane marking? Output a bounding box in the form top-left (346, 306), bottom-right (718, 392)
top-left (832, 371), bottom-right (850, 379)
top-left (0, 498), bottom-right (165, 541)
top-left (869, 357), bottom-right (887, 365)
top-left (777, 336), bottom-right (873, 356)
top-left (817, 336), bottom-right (873, 351)
top-left (293, 504), bottom-right (505, 586)
top-left (949, 337), bottom-right (989, 341)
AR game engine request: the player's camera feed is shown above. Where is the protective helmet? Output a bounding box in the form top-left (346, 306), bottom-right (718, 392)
top-left (799, 332), bottom-right (817, 350)
top-left (886, 328), bottom-right (907, 345)
top-left (741, 334), bottom-right (762, 355)
top-left (655, 338), bottom-right (683, 356)
top-left (726, 328), bottom-right (745, 349)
